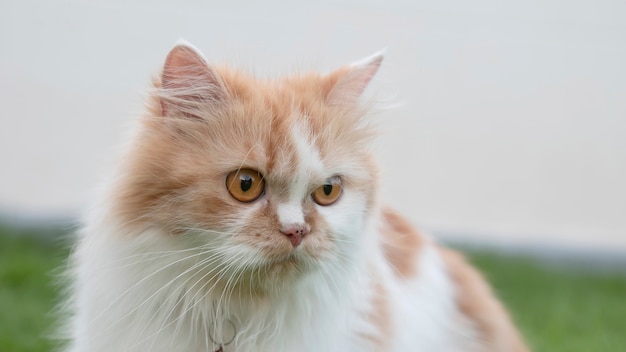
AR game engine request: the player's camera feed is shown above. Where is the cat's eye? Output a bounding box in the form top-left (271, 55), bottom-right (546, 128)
top-left (312, 177), bottom-right (342, 206)
top-left (226, 168), bottom-right (265, 203)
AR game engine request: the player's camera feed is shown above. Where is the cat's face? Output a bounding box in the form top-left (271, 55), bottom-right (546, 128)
top-left (114, 43), bottom-right (383, 293)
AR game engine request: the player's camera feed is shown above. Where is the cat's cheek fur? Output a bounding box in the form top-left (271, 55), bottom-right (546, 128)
top-left (316, 188), bottom-right (371, 254)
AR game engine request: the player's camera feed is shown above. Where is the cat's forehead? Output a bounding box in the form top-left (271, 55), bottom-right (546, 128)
top-left (221, 77), bottom-right (340, 174)
top-left (250, 111), bottom-right (324, 185)
top-left (269, 118), bottom-right (326, 190)
top-left (181, 69), bottom-right (375, 189)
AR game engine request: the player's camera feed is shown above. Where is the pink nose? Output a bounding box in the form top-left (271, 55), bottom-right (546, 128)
top-left (281, 225), bottom-right (308, 248)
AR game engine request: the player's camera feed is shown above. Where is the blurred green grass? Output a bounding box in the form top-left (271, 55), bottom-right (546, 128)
top-left (469, 251), bottom-right (626, 351)
top-left (0, 226), bottom-right (69, 352)
top-left (0, 226), bottom-right (624, 351)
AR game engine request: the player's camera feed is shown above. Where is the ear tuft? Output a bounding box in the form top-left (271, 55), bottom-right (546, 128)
top-left (326, 50), bottom-right (385, 106)
top-left (159, 42), bottom-right (227, 118)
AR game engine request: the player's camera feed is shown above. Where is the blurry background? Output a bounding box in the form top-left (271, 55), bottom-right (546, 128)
top-left (0, 0), bottom-right (625, 351)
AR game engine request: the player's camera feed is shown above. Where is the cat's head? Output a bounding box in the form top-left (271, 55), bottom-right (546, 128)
top-left (114, 42), bottom-right (383, 294)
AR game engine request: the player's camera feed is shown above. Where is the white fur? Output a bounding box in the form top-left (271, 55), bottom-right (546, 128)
top-left (275, 120), bottom-right (320, 229)
top-left (389, 245), bottom-right (484, 351)
top-left (290, 119), bottom-right (325, 184)
top-left (276, 202), bottom-right (305, 229)
top-left (66, 215), bottom-right (369, 351)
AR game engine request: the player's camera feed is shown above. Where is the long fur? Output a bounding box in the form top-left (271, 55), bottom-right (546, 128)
top-left (62, 43), bottom-right (528, 352)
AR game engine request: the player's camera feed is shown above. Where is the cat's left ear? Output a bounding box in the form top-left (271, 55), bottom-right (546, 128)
top-left (325, 50), bottom-right (385, 106)
top-left (158, 41), bottom-right (228, 118)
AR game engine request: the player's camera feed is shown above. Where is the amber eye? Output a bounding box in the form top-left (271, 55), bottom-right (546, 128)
top-left (312, 176), bottom-right (342, 206)
top-left (225, 168), bottom-right (265, 203)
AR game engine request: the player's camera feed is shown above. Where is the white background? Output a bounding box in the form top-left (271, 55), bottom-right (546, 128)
top-left (1, 0), bottom-right (625, 251)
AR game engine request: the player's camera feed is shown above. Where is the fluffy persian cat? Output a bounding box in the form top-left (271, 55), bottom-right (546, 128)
top-left (64, 42), bottom-right (529, 352)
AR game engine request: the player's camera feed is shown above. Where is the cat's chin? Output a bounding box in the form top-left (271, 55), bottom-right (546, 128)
top-left (262, 253), bottom-right (303, 274)
top-left (260, 252), bottom-right (317, 282)
top-left (267, 253), bottom-right (299, 267)
top-left (219, 253), bottom-right (313, 298)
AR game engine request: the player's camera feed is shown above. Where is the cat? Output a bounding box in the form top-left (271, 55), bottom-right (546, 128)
top-left (63, 41), bottom-right (529, 352)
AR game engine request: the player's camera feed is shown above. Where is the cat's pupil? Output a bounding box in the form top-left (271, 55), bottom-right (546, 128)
top-left (323, 184), bottom-right (333, 196)
top-left (240, 175), bottom-right (253, 192)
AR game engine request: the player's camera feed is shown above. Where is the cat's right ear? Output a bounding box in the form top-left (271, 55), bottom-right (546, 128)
top-left (158, 42), bottom-right (228, 118)
top-left (325, 50), bottom-right (385, 107)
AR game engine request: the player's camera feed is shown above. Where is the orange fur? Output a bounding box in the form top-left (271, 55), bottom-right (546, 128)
top-left (438, 247), bottom-right (529, 351)
top-left (358, 267), bottom-right (393, 350)
top-left (380, 207), bottom-right (426, 278)
top-left (378, 209), bottom-right (529, 350)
